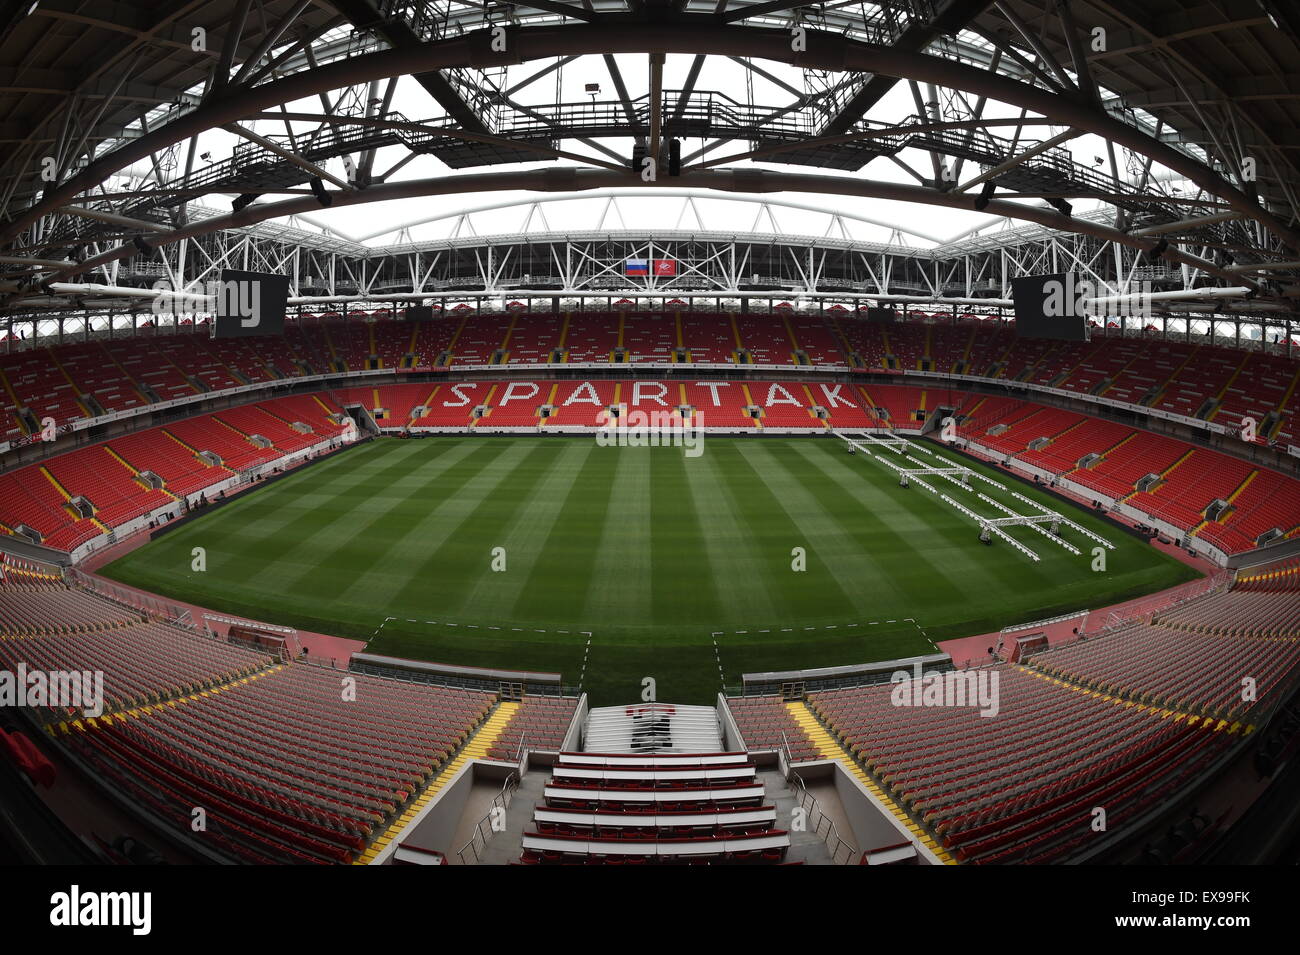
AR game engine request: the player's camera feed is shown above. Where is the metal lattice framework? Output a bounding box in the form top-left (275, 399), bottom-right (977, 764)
top-left (0, 1), bottom-right (1297, 331)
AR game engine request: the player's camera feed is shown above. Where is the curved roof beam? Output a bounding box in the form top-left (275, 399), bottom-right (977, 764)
top-left (353, 189), bottom-right (948, 244)
top-left (26, 167), bottom-right (1258, 296)
top-left (2, 18), bottom-right (1293, 250)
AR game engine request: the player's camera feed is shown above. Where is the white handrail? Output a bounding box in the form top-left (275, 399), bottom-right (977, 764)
top-left (456, 772), bottom-right (519, 865)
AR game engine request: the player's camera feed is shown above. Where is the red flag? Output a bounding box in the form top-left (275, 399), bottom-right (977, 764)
top-left (653, 258), bottom-right (677, 276)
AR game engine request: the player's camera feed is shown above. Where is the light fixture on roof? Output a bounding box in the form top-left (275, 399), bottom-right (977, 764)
top-left (1047, 197), bottom-right (1073, 217)
top-left (309, 176), bottom-right (333, 208)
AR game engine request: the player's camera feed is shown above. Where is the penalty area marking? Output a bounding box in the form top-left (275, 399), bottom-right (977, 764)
top-left (710, 616), bottom-right (937, 661)
top-left (904, 616), bottom-right (938, 651)
top-left (368, 616), bottom-right (594, 685)
top-left (578, 635), bottom-right (592, 691)
top-left (366, 615), bottom-right (396, 646)
top-left (710, 632), bottom-right (726, 687)
top-left (711, 620), bottom-right (911, 636)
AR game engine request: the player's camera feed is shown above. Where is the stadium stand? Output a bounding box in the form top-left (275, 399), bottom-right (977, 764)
top-left (681, 313), bottom-right (739, 364)
top-left (725, 696), bottom-right (826, 761)
top-left (1029, 621), bottom-right (1298, 720)
top-left (487, 695), bottom-right (579, 759)
top-left (737, 314), bottom-right (796, 365)
top-left (544, 380), bottom-right (619, 428)
top-left (451, 313), bottom-right (513, 366)
top-left (561, 312), bottom-right (621, 363)
top-left (620, 313), bottom-right (676, 363)
top-left (5, 316), bottom-right (1300, 443)
top-left (807, 665), bottom-right (1238, 864)
top-left (721, 577), bottom-right (1299, 865)
top-left (42, 446), bottom-right (173, 527)
top-left (857, 383), bottom-right (927, 427)
top-left (63, 664), bottom-right (497, 864)
top-left (504, 314), bottom-right (564, 365)
top-left (788, 315), bottom-right (846, 367)
top-left (480, 381), bottom-right (548, 427)
top-left (0, 566), bottom-right (515, 864)
top-left (0, 560), bottom-right (594, 865)
top-left (2, 485), bottom-right (1296, 868)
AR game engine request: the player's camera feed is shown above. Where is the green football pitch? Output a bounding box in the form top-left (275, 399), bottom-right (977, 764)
top-left (101, 434), bottom-right (1199, 705)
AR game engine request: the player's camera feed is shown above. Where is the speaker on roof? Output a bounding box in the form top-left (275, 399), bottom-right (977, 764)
top-left (668, 139), bottom-right (681, 177)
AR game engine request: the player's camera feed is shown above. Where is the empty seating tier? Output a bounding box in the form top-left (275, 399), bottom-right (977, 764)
top-left (725, 696), bottom-right (826, 760)
top-left (809, 667), bottom-right (1237, 864)
top-left (487, 695), bottom-right (578, 759)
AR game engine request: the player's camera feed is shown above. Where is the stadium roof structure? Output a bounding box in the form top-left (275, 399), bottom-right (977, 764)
top-left (0, 0), bottom-right (1297, 323)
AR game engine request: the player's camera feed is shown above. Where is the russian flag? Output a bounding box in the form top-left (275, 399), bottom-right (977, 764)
top-left (625, 258), bottom-right (649, 275)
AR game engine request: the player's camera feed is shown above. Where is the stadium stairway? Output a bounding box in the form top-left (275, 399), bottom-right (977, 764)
top-left (786, 700), bottom-right (956, 864)
top-left (468, 766), bottom-right (824, 866)
top-left (352, 700), bottom-right (520, 865)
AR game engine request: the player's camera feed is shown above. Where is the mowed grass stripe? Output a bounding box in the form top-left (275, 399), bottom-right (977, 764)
top-left (648, 449), bottom-right (723, 627)
top-left (581, 447), bottom-right (656, 626)
top-left (717, 441), bottom-right (860, 622)
top-left (757, 440), bottom-right (952, 620)
top-left (786, 440), bottom-right (1021, 612)
top-left (364, 439), bottom-right (549, 613)
top-left (510, 442), bottom-right (622, 624)
top-left (684, 444), bottom-right (784, 622)
top-left (457, 440), bottom-right (596, 619)
top-left (738, 439), bottom-right (930, 623)
top-left (168, 441), bottom-right (392, 575)
top-left (225, 440), bottom-right (475, 588)
top-left (109, 440), bottom-right (440, 595)
top-left (902, 442), bottom-right (1128, 602)
top-left (279, 439), bottom-right (515, 599)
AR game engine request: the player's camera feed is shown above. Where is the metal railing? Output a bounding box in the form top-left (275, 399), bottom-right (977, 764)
top-left (784, 762), bottom-right (858, 866)
top-left (456, 772), bottom-right (519, 865)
